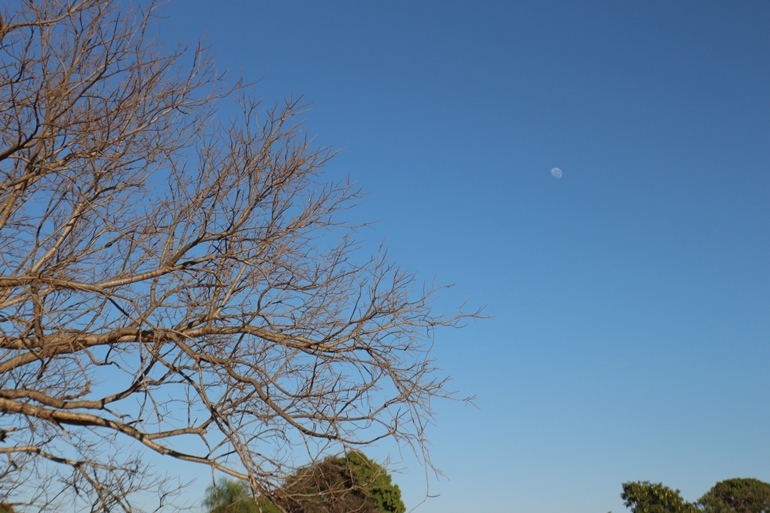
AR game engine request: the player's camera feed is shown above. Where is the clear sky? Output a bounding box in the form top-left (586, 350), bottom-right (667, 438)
top-left (156, 2), bottom-right (770, 512)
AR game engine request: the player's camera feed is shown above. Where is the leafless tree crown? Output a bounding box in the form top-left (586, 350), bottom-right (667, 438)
top-left (0, 1), bottom-right (474, 511)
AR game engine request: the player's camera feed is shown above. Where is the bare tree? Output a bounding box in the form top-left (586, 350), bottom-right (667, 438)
top-left (0, 1), bottom-right (474, 511)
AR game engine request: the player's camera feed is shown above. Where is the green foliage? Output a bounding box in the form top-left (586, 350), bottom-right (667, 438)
top-left (283, 451), bottom-right (406, 513)
top-left (204, 452), bottom-right (405, 513)
top-left (0, 504), bottom-right (14, 513)
top-left (202, 478), bottom-right (281, 513)
top-left (698, 478), bottom-right (770, 513)
top-left (621, 481), bottom-right (698, 513)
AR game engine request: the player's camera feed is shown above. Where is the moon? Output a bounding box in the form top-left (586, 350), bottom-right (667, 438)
top-left (550, 167), bottom-right (563, 179)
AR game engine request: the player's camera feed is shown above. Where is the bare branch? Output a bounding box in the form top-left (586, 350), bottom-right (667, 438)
top-left (0, 0), bottom-right (478, 511)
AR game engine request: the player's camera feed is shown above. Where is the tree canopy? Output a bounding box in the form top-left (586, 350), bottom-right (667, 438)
top-left (0, 0), bottom-right (474, 510)
top-left (203, 479), bottom-right (281, 513)
top-left (621, 481), bottom-right (697, 513)
top-left (698, 478), bottom-right (770, 513)
top-left (204, 452), bottom-right (405, 513)
top-left (282, 451), bottom-right (406, 513)
top-left (620, 479), bottom-right (770, 513)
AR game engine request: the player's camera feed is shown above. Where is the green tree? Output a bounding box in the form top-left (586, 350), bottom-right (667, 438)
top-left (621, 481), bottom-right (698, 513)
top-left (203, 479), bottom-right (280, 513)
top-left (698, 478), bottom-right (770, 513)
top-left (282, 451), bottom-right (406, 513)
top-left (205, 452), bottom-right (405, 513)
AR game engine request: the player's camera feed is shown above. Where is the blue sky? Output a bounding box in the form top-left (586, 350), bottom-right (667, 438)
top-left (157, 1), bottom-right (769, 512)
